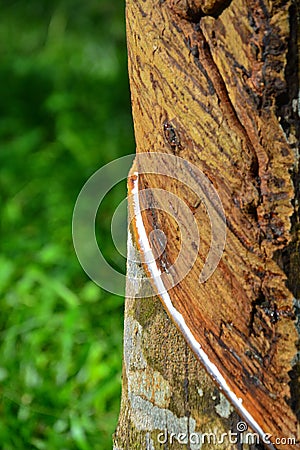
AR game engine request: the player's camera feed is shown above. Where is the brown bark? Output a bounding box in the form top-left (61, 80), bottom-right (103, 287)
top-left (114, 0), bottom-right (299, 449)
top-left (114, 234), bottom-right (246, 450)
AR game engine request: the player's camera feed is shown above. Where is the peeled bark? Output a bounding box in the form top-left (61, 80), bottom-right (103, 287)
top-left (114, 234), bottom-right (246, 449)
top-left (114, 0), bottom-right (299, 448)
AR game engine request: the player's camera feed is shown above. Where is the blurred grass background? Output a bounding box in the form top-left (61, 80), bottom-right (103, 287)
top-left (0, 1), bottom-right (134, 448)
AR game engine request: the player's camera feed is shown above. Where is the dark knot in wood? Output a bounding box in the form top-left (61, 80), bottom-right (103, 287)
top-left (166, 0), bottom-right (231, 19)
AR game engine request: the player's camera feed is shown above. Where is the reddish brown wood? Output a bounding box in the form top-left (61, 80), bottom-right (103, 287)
top-left (123, 0), bottom-right (299, 448)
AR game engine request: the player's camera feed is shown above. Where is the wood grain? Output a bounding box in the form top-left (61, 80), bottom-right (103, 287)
top-left (126, 0), bottom-right (299, 448)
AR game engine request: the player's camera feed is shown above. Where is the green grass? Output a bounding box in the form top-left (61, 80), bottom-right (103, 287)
top-left (0, 1), bottom-right (134, 448)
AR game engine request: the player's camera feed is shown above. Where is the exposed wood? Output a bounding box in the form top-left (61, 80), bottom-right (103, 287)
top-left (114, 232), bottom-right (245, 450)
top-left (115, 0), bottom-right (299, 448)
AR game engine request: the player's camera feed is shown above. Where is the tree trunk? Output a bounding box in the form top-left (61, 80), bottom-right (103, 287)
top-left (114, 233), bottom-right (249, 450)
top-left (114, 0), bottom-right (299, 449)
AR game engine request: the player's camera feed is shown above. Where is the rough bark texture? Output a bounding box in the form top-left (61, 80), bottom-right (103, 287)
top-left (114, 0), bottom-right (299, 449)
top-left (114, 233), bottom-right (245, 450)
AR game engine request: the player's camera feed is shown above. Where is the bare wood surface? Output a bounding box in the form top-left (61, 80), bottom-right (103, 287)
top-left (115, 0), bottom-right (299, 448)
top-left (114, 232), bottom-right (246, 450)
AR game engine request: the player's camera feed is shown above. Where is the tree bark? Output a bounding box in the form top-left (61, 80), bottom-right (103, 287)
top-left (114, 0), bottom-right (299, 449)
top-left (114, 233), bottom-right (249, 450)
